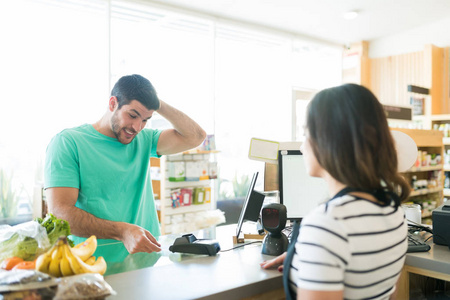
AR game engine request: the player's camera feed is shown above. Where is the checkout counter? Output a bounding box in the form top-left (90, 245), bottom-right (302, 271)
top-left (103, 224), bottom-right (284, 300)
top-left (102, 224), bottom-right (450, 300)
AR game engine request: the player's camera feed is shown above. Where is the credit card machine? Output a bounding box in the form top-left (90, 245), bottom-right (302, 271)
top-left (169, 234), bottom-right (221, 256)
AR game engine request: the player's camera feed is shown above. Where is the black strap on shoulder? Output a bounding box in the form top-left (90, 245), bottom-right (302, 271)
top-left (329, 186), bottom-right (400, 206)
top-left (330, 187), bottom-right (362, 200)
top-left (283, 186), bottom-right (397, 298)
top-left (325, 187), bottom-right (363, 212)
top-left (282, 220), bottom-right (300, 300)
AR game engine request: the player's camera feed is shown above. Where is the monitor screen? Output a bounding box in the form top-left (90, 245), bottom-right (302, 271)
top-left (278, 150), bottom-right (329, 220)
top-left (235, 172), bottom-right (263, 238)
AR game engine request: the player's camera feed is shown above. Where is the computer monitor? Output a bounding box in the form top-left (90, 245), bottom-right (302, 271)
top-left (235, 172), bottom-right (265, 238)
top-left (278, 150), bottom-right (329, 221)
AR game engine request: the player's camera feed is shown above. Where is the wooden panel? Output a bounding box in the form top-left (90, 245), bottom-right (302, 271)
top-left (264, 162), bottom-right (278, 191)
top-left (342, 41), bottom-right (370, 87)
top-left (368, 44), bottom-right (449, 115)
top-left (425, 45), bottom-right (445, 114)
top-left (396, 268), bottom-right (409, 300)
top-left (442, 47), bottom-right (450, 114)
top-left (369, 50), bottom-right (426, 106)
top-left (405, 265), bottom-right (450, 282)
top-left (150, 157), bottom-right (160, 200)
top-left (150, 157), bottom-right (160, 167)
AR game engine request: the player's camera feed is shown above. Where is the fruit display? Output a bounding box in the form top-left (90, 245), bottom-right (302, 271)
top-left (35, 236), bottom-right (106, 277)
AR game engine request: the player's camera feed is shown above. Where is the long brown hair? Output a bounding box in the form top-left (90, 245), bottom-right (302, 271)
top-left (306, 83), bottom-right (410, 206)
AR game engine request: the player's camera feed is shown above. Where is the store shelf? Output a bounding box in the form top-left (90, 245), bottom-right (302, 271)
top-left (422, 212), bottom-right (432, 219)
top-left (164, 180), bottom-right (210, 189)
top-left (405, 165), bottom-right (443, 172)
top-left (394, 128), bottom-right (444, 223)
top-left (156, 152), bottom-right (219, 235)
top-left (163, 203), bottom-right (213, 216)
top-left (409, 187), bottom-right (443, 197)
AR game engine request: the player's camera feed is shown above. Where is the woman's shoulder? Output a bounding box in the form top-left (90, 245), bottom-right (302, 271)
top-left (303, 194), bottom-right (393, 225)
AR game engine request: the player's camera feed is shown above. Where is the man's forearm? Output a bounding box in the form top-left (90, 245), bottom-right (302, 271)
top-left (158, 100), bottom-right (205, 142)
top-left (155, 100), bottom-right (206, 155)
top-left (54, 205), bottom-right (124, 241)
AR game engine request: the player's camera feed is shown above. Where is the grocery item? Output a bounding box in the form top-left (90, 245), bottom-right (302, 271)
top-left (35, 236), bottom-right (106, 277)
top-left (0, 257), bottom-right (24, 270)
top-left (0, 214), bottom-right (73, 263)
top-left (12, 260), bottom-right (36, 270)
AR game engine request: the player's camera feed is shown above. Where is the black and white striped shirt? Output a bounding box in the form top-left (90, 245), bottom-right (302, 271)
top-left (289, 194), bottom-right (408, 299)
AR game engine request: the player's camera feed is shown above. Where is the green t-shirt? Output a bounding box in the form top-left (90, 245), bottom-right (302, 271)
top-left (44, 124), bottom-right (162, 260)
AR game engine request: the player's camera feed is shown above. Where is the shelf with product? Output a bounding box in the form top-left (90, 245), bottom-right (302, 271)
top-left (151, 149), bottom-right (220, 235)
top-left (431, 115), bottom-right (450, 202)
top-left (392, 128), bottom-right (444, 223)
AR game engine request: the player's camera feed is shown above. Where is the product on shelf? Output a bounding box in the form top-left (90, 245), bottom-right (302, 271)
top-left (168, 162), bottom-right (185, 182)
top-left (208, 162), bottom-right (218, 179)
top-left (193, 187), bottom-right (205, 205)
top-left (180, 188), bottom-right (193, 206)
top-left (199, 161), bottom-right (209, 180)
top-left (185, 161), bottom-right (201, 181)
top-left (171, 189), bottom-right (181, 208)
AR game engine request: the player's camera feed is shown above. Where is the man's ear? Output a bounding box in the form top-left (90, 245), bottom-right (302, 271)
top-left (109, 96), bottom-right (118, 112)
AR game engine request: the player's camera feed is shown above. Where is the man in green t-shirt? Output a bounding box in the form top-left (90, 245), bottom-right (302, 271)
top-left (44, 74), bottom-right (206, 255)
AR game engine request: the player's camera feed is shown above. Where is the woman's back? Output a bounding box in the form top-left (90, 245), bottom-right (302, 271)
top-left (290, 194), bottom-right (407, 299)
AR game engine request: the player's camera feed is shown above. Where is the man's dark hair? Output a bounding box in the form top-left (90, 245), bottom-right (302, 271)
top-left (111, 74), bottom-right (160, 110)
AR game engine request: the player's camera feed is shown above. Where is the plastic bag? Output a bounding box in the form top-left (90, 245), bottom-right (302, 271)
top-left (0, 269), bottom-right (57, 292)
top-left (0, 269), bottom-right (58, 299)
top-left (0, 221), bottom-right (50, 262)
top-left (54, 274), bottom-right (117, 300)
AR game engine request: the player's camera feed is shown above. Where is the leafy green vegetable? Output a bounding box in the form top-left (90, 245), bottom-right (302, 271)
top-left (35, 213), bottom-right (74, 247)
top-left (0, 233), bottom-right (41, 262)
top-left (0, 214), bottom-right (75, 262)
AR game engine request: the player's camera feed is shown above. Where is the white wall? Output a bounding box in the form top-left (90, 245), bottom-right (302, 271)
top-left (369, 17), bottom-right (450, 58)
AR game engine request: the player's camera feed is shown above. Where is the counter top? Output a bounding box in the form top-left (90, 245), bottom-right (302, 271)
top-left (103, 225), bottom-right (283, 300)
top-left (102, 225), bottom-right (450, 299)
top-left (404, 232), bottom-right (450, 279)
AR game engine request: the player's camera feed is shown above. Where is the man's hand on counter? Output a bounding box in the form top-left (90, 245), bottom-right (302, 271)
top-left (120, 224), bottom-right (162, 254)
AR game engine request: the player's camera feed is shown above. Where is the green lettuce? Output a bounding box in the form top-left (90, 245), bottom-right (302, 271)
top-left (35, 213), bottom-right (74, 247)
top-left (0, 214), bottom-right (74, 262)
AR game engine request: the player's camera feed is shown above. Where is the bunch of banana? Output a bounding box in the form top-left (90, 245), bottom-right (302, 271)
top-left (35, 235), bottom-right (107, 277)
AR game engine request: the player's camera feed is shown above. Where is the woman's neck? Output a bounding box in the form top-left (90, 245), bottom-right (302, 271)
top-left (322, 173), bottom-right (346, 197)
top-left (323, 173), bottom-right (379, 203)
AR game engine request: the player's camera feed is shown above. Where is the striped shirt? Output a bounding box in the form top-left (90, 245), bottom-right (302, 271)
top-left (289, 194), bottom-right (408, 300)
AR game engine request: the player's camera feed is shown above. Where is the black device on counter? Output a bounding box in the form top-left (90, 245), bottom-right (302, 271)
top-left (432, 203), bottom-right (450, 247)
top-left (169, 234), bottom-right (221, 256)
top-left (261, 203), bottom-right (289, 256)
top-left (407, 232), bottom-right (431, 252)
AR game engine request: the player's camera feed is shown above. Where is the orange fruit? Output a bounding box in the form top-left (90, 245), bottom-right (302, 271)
top-left (1, 257), bottom-right (24, 270)
top-left (12, 260), bottom-right (36, 270)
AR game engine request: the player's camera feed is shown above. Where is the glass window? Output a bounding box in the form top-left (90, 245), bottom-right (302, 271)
top-left (215, 24), bottom-right (292, 197)
top-left (0, 0), bottom-right (343, 222)
top-left (111, 0), bottom-right (215, 134)
top-left (0, 0), bottom-right (109, 223)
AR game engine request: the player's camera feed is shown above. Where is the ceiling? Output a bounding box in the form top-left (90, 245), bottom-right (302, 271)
top-left (152, 0), bottom-right (450, 46)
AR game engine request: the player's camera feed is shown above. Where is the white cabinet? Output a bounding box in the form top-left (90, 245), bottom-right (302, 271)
top-left (152, 151), bottom-right (218, 234)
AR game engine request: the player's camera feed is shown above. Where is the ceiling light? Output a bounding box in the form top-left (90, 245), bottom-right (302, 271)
top-left (343, 11), bottom-right (359, 20)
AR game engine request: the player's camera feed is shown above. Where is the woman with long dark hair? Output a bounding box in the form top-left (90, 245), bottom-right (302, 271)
top-left (261, 84), bottom-right (410, 299)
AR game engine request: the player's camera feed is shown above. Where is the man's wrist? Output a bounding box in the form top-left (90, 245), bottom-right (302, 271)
top-left (111, 221), bottom-right (126, 241)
